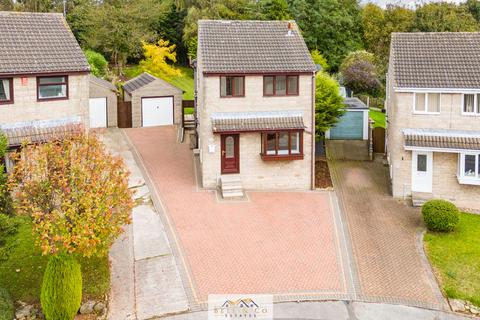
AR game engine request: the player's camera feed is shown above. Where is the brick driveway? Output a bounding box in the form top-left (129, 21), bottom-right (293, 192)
top-left (125, 126), bottom-right (351, 306)
top-left (329, 159), bottom-right (445, 309)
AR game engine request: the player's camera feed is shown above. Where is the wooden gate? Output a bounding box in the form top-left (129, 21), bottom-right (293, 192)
top-left (117, 101), bottom-right (132, 128)
top-left (372, 127), bottom-right (386, 153)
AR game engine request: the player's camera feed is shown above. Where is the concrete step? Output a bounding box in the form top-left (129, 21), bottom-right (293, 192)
top-left (220, 175), bottom-right (244, 199)
top-left (412, 199), bottom-right (428, 207)
top-left (221, 184), bottom-right (244, 191)
top-left (411, 192), bottom-right (433, 207)
top-left (222, 190), bottom-right (244, 198)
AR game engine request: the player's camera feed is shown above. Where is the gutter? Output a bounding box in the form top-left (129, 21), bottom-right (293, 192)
top-left (311, 72), bottom-right (316, 190)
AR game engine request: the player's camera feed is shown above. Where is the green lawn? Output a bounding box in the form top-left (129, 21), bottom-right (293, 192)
top-left (369, 109), bottom-right (386, 129)
top-left (0, 217), bottom-right (110, 304)
top-left (424, 213), bottom-right (480, 306)
top-left (123, 65), bottom-right (194, 100)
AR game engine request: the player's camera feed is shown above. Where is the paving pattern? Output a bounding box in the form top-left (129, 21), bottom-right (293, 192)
top-left (329, 159), bottom-right (445, 309)
top-left (125, 126), bottom-right (349, 305)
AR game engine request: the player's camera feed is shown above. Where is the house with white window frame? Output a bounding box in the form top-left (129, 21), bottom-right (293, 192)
top-left (195, 20), bottom-right (316, 197)
top-left (386, 32), bottom-right (480, 210)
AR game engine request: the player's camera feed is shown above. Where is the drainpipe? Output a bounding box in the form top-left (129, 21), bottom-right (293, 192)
top-left (311, 72), bottom-right (316, 190)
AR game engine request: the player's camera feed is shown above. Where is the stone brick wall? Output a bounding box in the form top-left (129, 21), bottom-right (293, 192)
top-left (197, 71), bottom-right (315, 190)
top-left (0, 74), bottom-right (89, 127)
top-left (128, 79), bottom-right (183, 128)
top-left (387, 88), bottom-right (480, 210)
top-left (89, 80), bottom-right (118, 127)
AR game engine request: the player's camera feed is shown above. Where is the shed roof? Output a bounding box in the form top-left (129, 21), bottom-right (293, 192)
top-left (0, 11), bottom-right (89, 76)
top-left (123, 72), bottom-right (183, 94)
top-left (344, 97), bottom-right (368, 110)
top-left (391, 32), bottom-right (480, 89)
top-left (89, 75), bottom-right (117, 91)
top-left (211, 111), bottom-right (305, 133)
top-left (198, 20), bottom-right (316, 74)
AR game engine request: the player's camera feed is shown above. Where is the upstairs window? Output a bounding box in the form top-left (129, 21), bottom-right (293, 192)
top-left (462, 94), bottom-right (480, 115)
top-left (414, 93), bottom-right (440, 113)
top-left (263, 75), bottom-right (299, 96)
top-left (220, 76), bottom-right (244, 97)
top-left (37, 76), bottom-right (68, 100)
top-left (261, 130), bottom-right (303, 160)
top-left (0, 78), bottom-right (13, 104)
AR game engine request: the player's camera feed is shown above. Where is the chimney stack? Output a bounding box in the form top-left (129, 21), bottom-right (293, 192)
top-left (287, 21), bottom-right (293, 36)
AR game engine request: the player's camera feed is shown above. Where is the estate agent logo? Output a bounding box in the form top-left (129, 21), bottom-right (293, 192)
top-left (208, 294), bottom-right (273, 319)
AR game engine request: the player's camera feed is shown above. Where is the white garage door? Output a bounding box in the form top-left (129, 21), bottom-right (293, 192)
top-left (89, 98), bottom-right (107, 128)
top-left (142, 97), bottom-right (174, 127)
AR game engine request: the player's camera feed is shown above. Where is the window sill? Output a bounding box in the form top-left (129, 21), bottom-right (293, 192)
top-left (260, 154), bottom-right (304, 161)
top-left (412, 112), bottom-right (440, 115)
top-left (219, 96), bottom-right (245, 98)
top-left (37, 97), bottom-right (68, 102)
top-left (461, 113), bottom-right (480, 117)
top-left (457, 176), bottom-right (480, 186)
top-left (0, 100), bottom-right (14, 105)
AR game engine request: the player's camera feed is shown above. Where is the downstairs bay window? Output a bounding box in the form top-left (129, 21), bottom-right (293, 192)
top-left (458, 152), bottom-right (480, 185)
top-left (261, 130), bottom-right (303, 160)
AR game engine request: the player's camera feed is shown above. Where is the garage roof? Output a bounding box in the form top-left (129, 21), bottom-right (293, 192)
top-left (123, 72), bottom-right (183, 95)
top-left (90, 75), bottom-right (116, 91)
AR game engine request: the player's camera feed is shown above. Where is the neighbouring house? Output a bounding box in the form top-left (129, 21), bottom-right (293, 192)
top-left (0, 11), bottom-right (90, 156)
top-left (89, 75), bottom-right (118, 128)
top-left (122, 72), bottom-right (183, 128)
top-left (325, 97), bottom-right (370, 160)
top-left (195, 20), bottom-right (316, 196)
top-left (387, 32), bottom-right (480, 210)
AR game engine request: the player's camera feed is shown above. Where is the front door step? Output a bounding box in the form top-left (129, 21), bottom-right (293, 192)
top-left (412, 192), bottom-right (433, 207)
top-left (220, 175), bottom-right (244, 199)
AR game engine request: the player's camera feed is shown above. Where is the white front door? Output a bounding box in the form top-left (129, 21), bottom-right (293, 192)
top-left (89, 98), bottom-right (107, 128)
top-left (142, 97), bottom-right (174, 127)
top-left (411, 151), bottom-right (433, 193)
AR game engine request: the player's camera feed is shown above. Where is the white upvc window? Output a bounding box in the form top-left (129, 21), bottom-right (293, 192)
top-left (462, 93), bottom-right (480, 115)
top-left (413, 92), bottom-right (440, 114)
top-left (457, 152), bottom-right (480, 185)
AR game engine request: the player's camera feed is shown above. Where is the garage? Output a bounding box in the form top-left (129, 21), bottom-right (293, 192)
top-left (122, 72), bottom-right (183, 128)
top-left (89, 97), bottom-right (107, 128)
top-left (326, 97), bottom-right (369, 140)
top-left (141, 96), bottom-right (174, 127)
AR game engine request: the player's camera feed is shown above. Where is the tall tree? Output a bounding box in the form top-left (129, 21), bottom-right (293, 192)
top-left (289, 0), bottom-right (363, 71)
top-left (414, 2), bottom-right (478, 32)
top-left (340, 51), bottom-right (382, 96)
top-left (259, 0), bottom-right (292, 20)
top-left (466, 0), bottom-right (480, 22)
top-left (139, 39), bottom-right (181, 78)
top-left (315, 72), bottom-right (345, 137)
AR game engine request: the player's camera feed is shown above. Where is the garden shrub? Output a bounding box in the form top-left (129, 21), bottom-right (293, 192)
top-left (0, 287), bottom-right (14, 320)
top-left (84, 50), bottom-right (108, 78)
top-left (41, 254), bottom-right (82, 320)
top-left (0, 214), bottom-right (19, 261)
top-left (422, 199), bottom-right (459, 232)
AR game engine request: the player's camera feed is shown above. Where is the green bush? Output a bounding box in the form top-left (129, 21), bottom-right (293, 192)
top-left (0, 214), bottom-right (19, 261)
top-left (84, 50), bottom-right (108, 78)
top-left (0, 287), bottom-right (14, 320)
top-left (422, 199), bottom-right (459, 232)
top-left (41, 254), bottom-right (82, 320)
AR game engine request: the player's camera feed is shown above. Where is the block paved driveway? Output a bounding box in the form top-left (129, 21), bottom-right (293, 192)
top-left (125, 126), bottom-right (352, 307)
top-left (329, 159), bottom-right (445, 309)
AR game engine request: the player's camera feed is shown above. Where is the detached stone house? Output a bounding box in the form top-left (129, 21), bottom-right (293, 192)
top-left (195, 20), bottom-right (316, 196)
top-left (387, 32), bottom-right (480, 210)
top-left (0, 11), bottom-right (90, 147)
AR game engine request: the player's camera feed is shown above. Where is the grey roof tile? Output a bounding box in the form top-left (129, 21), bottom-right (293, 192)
top-left (211, 111), bottom-right (305, 132)
top-left (89, 74), bottom-right (117, 91)
top-left (391, 32), bottom-right (480, 89)
top-left (123, 72), bottom-right (156, 93)
top-left (0, 11), bottom-right (89, 75)
top-left (403, 128), bottom-right (480, 150)
top-left (198, 20), bottom-right (316, 74)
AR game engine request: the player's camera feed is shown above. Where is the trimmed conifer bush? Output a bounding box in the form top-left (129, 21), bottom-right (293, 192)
top-left (0, 287), bottom-right (14, 320)
top-left (422, 199), bottom-right (459, 232)
top-left (41, 254), bottom-right (82, 320)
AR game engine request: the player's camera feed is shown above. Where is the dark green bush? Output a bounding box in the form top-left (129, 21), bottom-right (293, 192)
top-left (0, 214), bottom-right (19, 261)
top-left (0, 287), bottom-right (14, 320)
top-left (422, 199), bottom-right (459, 232)
top-left (84, 50), bottom-right (108, 78)
top-left (41, 254), bottom-right (83, 320)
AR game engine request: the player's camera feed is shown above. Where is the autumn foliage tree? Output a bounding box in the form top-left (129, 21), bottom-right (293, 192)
top-left (139, 39), bottom-right (181, 79)
top-left (10, 132), bottom-right (133, 320)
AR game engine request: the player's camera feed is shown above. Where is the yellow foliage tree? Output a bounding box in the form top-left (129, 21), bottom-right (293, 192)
top-left (139, 39), bottom-right (181, 79)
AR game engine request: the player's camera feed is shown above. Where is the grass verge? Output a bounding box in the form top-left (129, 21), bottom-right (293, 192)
top-left (424, 212), bottom-right (480, 306)
top-left (0, 217), bottom-right (109, 304)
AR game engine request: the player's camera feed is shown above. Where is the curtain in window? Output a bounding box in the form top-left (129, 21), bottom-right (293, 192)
top-left (464, 94), bottom-right (475, 113)
top-left (0, 79), bottom-right (9, 101)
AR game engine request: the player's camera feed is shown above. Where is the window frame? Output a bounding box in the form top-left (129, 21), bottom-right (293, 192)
top-left (36, 75), bottom-right (69, 101)
top-left (260, 130), bottom-right (304, 160)
top-left (457, 152), bottom-right (480, 185)
top-left (461, 93), bottom-right (480, 116)
top-left (263, 75), bottom-right (299, 97)
top-left (412, 92), bottom-right (440, 114)
top-left (219, 76), bottom-right (245, 98)
top-left (0, 78), bottom-right (14, 105)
